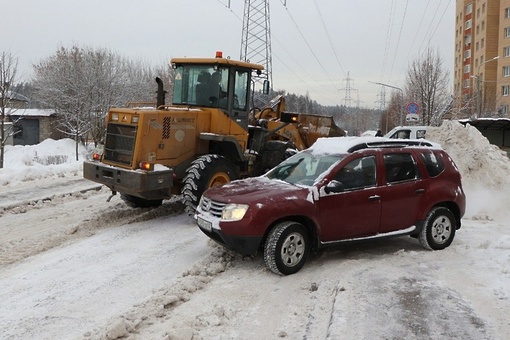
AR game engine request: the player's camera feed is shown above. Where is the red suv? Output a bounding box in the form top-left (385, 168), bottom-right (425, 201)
top-left (195, 137), bottom-right (466, 275)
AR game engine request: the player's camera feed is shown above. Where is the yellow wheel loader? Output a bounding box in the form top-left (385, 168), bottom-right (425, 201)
top-left (83, 52), bottom-right (344, 213)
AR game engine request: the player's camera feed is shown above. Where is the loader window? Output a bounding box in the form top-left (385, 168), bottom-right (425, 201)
top-left (234, 70), bottom-right (249, 110)
top-left (172, 64), bottom-right (226, 107)
top-left (210, 68), bottom-right (229, 109)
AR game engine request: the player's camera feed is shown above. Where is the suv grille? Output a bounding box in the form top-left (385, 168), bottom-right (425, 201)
top-left (104, 123), bottom-right (137, 166)
top-left (200, 197), bottom-right (226, 218)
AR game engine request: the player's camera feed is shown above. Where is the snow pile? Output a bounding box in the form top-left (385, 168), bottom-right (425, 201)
top-left (0, 138), bottom-right (88, 186)
top-left (427, 120), bottom-right (510, 221)
top-left (427, 120), bottom-right (510, 187)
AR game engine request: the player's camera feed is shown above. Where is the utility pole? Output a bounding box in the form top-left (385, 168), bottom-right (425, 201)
top-left (240, 0), bottom-right (273, 103)
top-left (370, 81), bottom-right (404, 126)
top-left (375, 86), bottom-right (386, 110)
top-left (474, 55), bottom-right (499, 117)
top-left (375, 86), bottom-right (387, 132)
top-left (341, 72), bottom-right (356, 111)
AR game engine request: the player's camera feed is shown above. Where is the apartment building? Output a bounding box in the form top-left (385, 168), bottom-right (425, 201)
top-left (454, 0), bottom-right (510, 117)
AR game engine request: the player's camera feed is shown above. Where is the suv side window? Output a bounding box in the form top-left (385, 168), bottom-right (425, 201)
top-left (334, 155), bottom-right (376, 190)
top-left (419, 150), bottom-right (445, 177)
top-left (384, 153), bottom-right (419, 183)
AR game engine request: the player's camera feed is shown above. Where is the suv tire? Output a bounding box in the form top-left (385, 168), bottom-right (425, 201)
top-left (264, 221), bottom-right (309, 275)
top-left (419, 206), bottom-right (456, 250)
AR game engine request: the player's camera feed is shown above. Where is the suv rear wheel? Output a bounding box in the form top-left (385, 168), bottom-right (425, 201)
top-left (419, 207), bottom-right (456, 250)
top-left (264, 221), bottom-right (309, 275)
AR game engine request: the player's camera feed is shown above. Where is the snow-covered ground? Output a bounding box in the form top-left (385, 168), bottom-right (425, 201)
top-left (1, 122), bottom-right (510, 340)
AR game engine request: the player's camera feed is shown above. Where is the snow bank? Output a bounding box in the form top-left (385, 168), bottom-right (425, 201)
top-left (0, 138), bottom-right (88, 186)
top-left (427, 120), bottom-right (510, 221)
top-left (427, 120), bottom-right (510, 187)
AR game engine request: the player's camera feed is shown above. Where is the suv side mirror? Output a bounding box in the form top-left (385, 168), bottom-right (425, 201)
top-left (325, 180), bottom-right (344, 194)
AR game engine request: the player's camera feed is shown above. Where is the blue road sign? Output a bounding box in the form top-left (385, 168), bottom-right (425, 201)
top-left (406, 102), bottom-right (420, 115)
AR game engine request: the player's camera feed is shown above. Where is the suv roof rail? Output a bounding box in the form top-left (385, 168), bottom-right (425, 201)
top-left (348, 140), bottom-right (434, 153)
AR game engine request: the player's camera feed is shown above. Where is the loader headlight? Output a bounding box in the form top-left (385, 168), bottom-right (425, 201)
top-left (221, 204), bottom-right (249, 221)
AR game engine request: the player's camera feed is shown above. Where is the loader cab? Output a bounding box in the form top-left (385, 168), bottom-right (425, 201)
top-left (171, 54), bottom-right (264, 130)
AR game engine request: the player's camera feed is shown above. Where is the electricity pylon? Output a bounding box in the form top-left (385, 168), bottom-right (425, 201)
top-left (240, 0), bottom-right (273, 107)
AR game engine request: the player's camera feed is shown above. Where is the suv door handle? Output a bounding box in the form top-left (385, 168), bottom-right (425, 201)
top-left (415, 188), bottom-right (425, 194)
top-left (368, 195), bottom-right (381, 201)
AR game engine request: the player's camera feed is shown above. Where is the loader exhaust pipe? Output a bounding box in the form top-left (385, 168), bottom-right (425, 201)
top-left (156, 77), bottom-right (166, 108)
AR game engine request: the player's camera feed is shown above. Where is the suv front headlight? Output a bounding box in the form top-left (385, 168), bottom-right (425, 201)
top-left (221, 204), bottom-right (249, 221)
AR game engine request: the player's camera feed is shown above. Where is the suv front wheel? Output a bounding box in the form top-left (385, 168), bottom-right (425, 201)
top-left (264, 221), bottom-right (310, 275)
top-left (419, 207), bottom-right (456, 250)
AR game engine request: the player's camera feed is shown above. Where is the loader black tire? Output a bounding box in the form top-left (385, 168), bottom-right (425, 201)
top-left (120, 194), bottom-right (163, 208)
top-left (181, 154), bottom-right (237, 215)
top-left (254, 140), bottom-right (297, 176)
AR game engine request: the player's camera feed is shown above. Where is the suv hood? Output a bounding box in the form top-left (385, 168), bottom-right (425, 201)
top-left (203, 176), bottom-right (308, 204)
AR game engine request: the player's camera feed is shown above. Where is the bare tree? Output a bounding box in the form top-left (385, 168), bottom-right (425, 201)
top-left (0, 52), bottom-right (20, 168)
top-left (32, 45), bottom-right (168, 160)
top-left (405, 48), bottom-right (450, 126)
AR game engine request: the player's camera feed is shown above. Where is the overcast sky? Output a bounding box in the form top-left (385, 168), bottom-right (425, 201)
top-left (3, 0), bottom-right (454, 108)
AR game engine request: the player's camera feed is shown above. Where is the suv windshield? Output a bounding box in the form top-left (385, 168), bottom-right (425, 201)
top-left (266, 152), bottom-right (344, 185)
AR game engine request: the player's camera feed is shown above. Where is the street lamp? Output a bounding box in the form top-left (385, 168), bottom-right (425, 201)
top-left (475, 55), bottom-right (499, 116)
top-left (370, 81), bottom-right (404, 127)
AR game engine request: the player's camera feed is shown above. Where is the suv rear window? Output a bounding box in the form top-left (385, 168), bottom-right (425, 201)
top-left (419, 150), bottom-right (445, 177)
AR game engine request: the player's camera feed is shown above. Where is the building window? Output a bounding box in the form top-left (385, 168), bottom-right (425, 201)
top-left (482, 21), bottom-right (485, 31)
top-left (482, 3), bottom-right (486, 13)
top-left (476, 41), bottom-right (480, 51)
top-left (504, 46), bottom-right (510, 57)
top-left (506, 27), bottom-right (510, 38)
top-left (466, 20), bottom-right (472, 30)
top-left (466, 3), bottom-right (473, 15)
top-left (464, 79), bottom-right (471, 88)
top-left (506, 8), bottom-right (510, 18)
top-left (504, 66), bottom-right (510, 77)
top-left (465, 35), bottom-right (472, 45)
top-left (464, 49), bottom-right (471, 59)
top-left (477, 8), bottom-right (480, 18)
top-left (481, 38), bottom-right (485, 48)
top-left (503, 85), bottom-right (510, 96)
top-left (476, 25), bottom-right (480, 35)
top-left (464, 64), bottom-right (471, 73)
top-left (500, 105), bottom-right (509, 115)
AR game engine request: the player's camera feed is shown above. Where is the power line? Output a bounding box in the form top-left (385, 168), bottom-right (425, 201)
top-left (312, 0), bottom-right (346, 78)
top-left (380, 0), bottom-right (397, 82)
top-left (386, 0), bottom-right (409, 83)
top-left (281, 4), bottom-right (339, 91)
top-left (404, 0), bottom-right (431, 66)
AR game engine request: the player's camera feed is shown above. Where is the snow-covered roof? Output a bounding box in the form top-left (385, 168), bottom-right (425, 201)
top-left (7, 108), bottom-right (56, 117)
top-left (4, 91), bottom-right (29, 102)
top-left (458, 118), bottom-right (510, 130)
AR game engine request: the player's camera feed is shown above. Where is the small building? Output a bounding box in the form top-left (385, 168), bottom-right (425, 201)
top-left (459, 118), bottom-right (510, 156)
top-left (7, 109), bottom-right (60, 145)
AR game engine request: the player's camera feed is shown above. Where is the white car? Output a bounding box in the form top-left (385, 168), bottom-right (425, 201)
top-left (384, 126), bottom-right (427, 139)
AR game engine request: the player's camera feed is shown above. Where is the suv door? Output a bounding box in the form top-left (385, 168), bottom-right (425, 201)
top-left (318, 155), bottom-right (381, 242)
top-left (378, 150), bottom-right (427, 233)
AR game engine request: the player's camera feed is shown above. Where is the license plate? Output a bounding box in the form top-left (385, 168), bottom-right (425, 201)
top-left (197, 216), bottom-right (212, 232)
